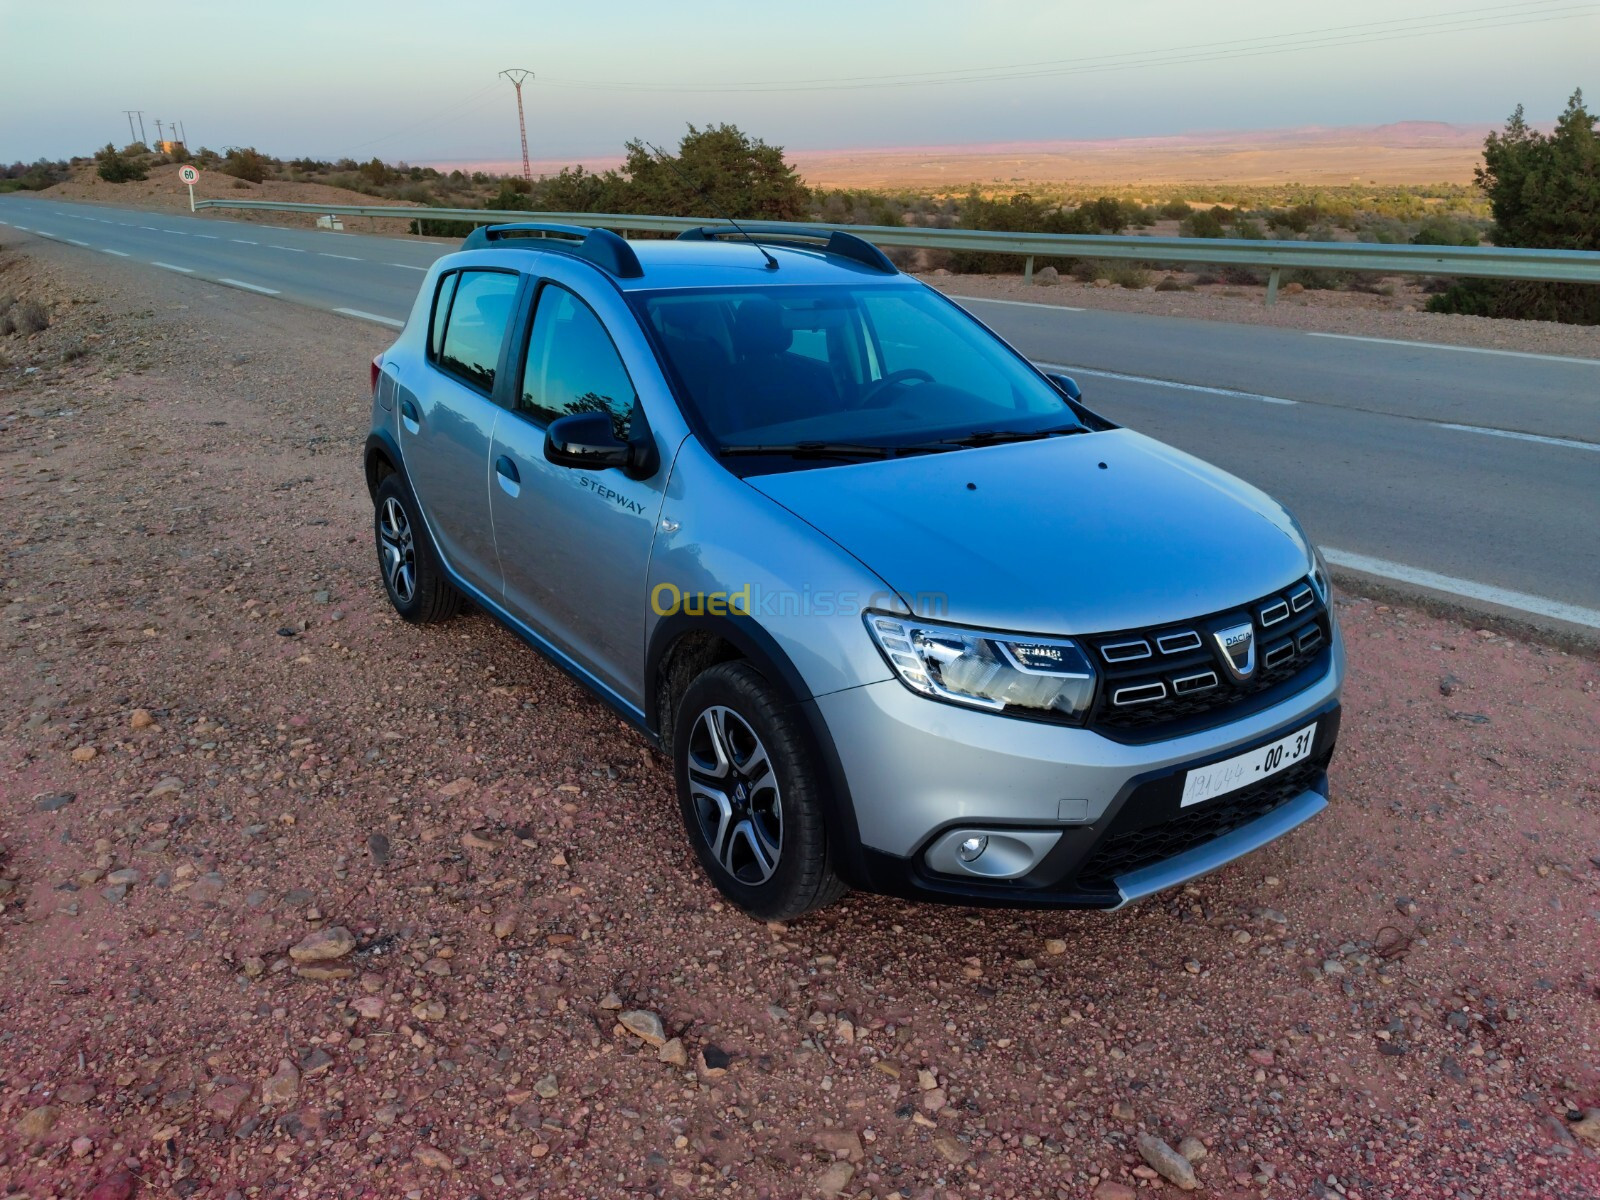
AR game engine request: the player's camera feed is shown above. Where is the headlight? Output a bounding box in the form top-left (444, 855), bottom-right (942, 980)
top-left (865, 612), bottom-right (1097, 722)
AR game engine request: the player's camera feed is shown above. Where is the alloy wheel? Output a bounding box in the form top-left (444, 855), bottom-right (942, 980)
top-left (378, 496), bottom-right (417, 605)
top-left (686, 705), bottom-right (783, 884)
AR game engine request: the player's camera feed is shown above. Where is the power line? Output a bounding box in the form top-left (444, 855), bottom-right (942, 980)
top-left (537, 2), bottom-right (1597, 94)
top-left (341, 80), bottom-right (504, 156)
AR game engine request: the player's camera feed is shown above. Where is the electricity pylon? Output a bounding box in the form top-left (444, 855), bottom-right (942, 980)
top-left (499, 69), bottom-right (535, 183)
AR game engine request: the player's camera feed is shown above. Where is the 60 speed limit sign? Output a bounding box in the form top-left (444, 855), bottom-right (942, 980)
top-left (178, 164), bottom-right (200, 210)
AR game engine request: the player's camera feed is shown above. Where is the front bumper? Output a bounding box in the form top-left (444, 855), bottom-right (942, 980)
top-left (816, 633), bottom-right (1343, 908)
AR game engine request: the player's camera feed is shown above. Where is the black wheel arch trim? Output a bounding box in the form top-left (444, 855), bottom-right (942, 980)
top-left (364, 429), bottom-right (404, 497)
top-left (646, 611), bottom-right (872, 888)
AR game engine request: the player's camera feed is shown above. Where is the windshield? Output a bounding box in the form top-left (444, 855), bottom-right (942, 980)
top-left (634, 284), bottom-right (1083, 455)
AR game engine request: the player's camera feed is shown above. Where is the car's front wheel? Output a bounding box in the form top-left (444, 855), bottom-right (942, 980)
top-left (373, 474), bottom-right (461, 624)
top-left (673, 661), bottom-right (847, 920)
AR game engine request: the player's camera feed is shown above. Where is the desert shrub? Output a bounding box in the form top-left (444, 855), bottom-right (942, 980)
top-left (59, 338), bottom-right (88, 363)
top-left (1429, 90), bottom-right (1599, 324)
top-left (221, 147), bottom-right (271, 184)
top-left (1231, 217), bottom-right (1267, 240)
top-left (1071, 259), bottom-right (1107, 283)
top-left (1410, 216), bottom-right (1481, 247)
top-left (3, 299), bottom-right (49, 334)
top-left (1219, 264), bottom-right (1265, 286)
top-left (1192, 270), bottom-right (1221, 285)
top-left (1109, 263), bottom-right (1151, 289)
top-left (1180, 209), bottom-right (1226, 238)
top-left (1345, 275), bottom-right (1395, 295)
top-left (1154, 275), bottom-right (1190, 291)
top-left (1158, 199), bottom-right (1193, 220)
top-left (94, 143), bottom-right (147, 183)
top-left (1283, 267), bottom-right (1342, 290)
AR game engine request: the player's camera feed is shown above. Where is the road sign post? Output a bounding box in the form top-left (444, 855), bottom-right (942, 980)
top-left (178, 165), bottom-right (200, 211)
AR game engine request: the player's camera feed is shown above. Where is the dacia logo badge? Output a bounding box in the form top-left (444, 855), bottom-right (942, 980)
top-left (1213, 621), bottom-right (1256, 681)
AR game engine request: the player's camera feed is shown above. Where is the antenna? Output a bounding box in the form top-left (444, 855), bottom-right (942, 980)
top-left (499, 69), bottom-right (535, 183)
top-left (645, 141), bottom-right (778, 271)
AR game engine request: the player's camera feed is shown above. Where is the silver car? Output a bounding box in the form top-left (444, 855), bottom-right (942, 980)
top-left (364, 221), bottom-right (1343, 919)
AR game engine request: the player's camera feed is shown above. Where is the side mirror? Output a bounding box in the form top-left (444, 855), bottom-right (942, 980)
top-left (544, 411), bottom-right (657, 478)
top-left (1046, 373), bottom-right (1082, 402)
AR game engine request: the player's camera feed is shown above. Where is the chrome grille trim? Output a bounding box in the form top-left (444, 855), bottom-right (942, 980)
top-left (1259, 599), bottom-right (1291, 627)
top-left (1296, 626), bottom-right (1325, 653)
top-left (1112, 681), bottom-right (1167, 707)
top-left (1101, 639), bottom-right (1153, 663)
top-left (1289, 584), bottom-right (1315, 613)
top-left (1262, 640), bottom-right (1296, 670)
top-left (1171, 670), bottom-right (1220, 695)
top-left (1155, 630), bottom-right (1203, 655)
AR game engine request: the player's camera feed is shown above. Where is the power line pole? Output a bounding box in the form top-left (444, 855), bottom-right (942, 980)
top-left (135, 112), bottom-right (147, 144)
top-left (154, 119), bottom-right (165, 148)
top-left (499, 69), bottom-right (535, 183)
top-left (178, 120), bottom-right (187, 146)
top-left (123, 110), bottom-right (138, 144)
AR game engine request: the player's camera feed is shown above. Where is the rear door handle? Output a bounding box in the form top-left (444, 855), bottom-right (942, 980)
top-left (495, 454), bottom-right (521, 497)
top-left (399, 397), bottom-right (420, 434)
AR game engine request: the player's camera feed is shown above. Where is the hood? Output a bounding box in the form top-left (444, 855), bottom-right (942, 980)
top-left (746, 429), bottom-right (1312, 635)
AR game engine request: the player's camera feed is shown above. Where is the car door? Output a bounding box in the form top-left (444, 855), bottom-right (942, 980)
top-left (400, 267), bottom-right (522, 595)
top-left (489, 276), bottom-right (670, 711)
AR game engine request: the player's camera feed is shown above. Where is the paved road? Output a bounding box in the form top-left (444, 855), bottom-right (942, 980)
top-left (3, 194), bottom-right (1597, 630)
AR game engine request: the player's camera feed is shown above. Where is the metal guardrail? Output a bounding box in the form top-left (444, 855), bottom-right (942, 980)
top-left (194, 198), bottom-right (1600, 306)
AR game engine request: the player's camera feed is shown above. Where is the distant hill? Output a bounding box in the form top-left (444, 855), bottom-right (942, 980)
top-left (434, 122), bottom-right (1495, 191)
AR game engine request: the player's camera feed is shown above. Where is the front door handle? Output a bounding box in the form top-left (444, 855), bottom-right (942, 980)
top-left (399, 397), bottom-right (420, 434)
top-left (495, 454), bottom-right (521, 497)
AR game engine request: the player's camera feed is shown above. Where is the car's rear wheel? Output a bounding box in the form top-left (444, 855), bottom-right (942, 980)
top-left (373, 474), bottom-right (461, 624)
top-left (673, 661), bottom-right (847, 920)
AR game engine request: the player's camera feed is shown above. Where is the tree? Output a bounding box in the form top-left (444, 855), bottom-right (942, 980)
top-left (95, 143), bottom-right (147, 183)
top-left (611, 124), bottom-right (810, 220)
top-left (1429, 90), bottom-right (1599, 324)
top-left (221, 147), bottom-right (271, 184)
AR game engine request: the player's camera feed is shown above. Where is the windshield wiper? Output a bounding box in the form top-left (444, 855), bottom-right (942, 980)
top-left (718, 441), bottom-right (898, 460)
top-left (910, 425), bottom-right (1089, 451)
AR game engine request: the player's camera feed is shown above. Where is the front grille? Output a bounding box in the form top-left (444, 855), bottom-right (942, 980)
top-left (1086, 578), bottom-right (1329, 739)
top-left (1075, 756), bottom-right (1326, 890)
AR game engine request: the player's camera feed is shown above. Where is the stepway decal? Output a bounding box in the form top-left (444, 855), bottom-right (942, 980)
top-left (578, 475), bottom-right (647, 515)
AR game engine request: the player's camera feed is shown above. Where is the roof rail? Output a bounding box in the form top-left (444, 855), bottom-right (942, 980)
top-left (462, 222), bottom-right (644, 279)
top-left (676, 224), bottom-right (898, 274)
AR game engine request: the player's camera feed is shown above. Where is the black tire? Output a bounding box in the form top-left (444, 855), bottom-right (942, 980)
top-left (673, 661), bottom-right (848, 920)
top-left (373, 474), bottom-right (461, 624)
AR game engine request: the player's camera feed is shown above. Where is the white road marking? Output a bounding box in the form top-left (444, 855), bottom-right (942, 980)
top-left (333, 307), bottom-right (404, 328)
top-left (65, 238), bottom-right (90, 246)
top-left (1307, 331), bottom-right (1600, 367)
top-left (102, 249), bottom-right (130, 257)
top-left (1035, 361), bottom-right (1296, 405)
top-left (14, 226), bottom-right (30, 231)
top-left (1323, 548), bottom-right (1600, 630)
top-left (272, 246), bottom-right (307, 253)
top-left (388, 262), bottom-right (428, 271)
top-left (218, 278), bottom-right (281, 295)
top-left (953, 295), bottom-right (1087, 312)
top-left (231, 238), bottom-right (259, 245)
top-left (139, 226), bottom-right (159, 231)
top-left (194, 233), bottom-right (219, 240)
top-left (152, 262), bottom-right (194, 273)
top-left (319, 253), bottom-right (362, 261)
top-left (1432, 422), bottom-right (1600, 453)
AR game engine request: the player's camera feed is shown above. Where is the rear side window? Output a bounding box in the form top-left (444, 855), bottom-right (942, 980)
top-left (428, 272), bottom-right (458, 359)
top-left (518, 285), bottom-right (637, 438)
top-left (434, 270), bottom-right (519, 393)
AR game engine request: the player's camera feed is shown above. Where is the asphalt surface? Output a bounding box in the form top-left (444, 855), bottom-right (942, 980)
top-left (3, 194), bottom-right (1596, 630)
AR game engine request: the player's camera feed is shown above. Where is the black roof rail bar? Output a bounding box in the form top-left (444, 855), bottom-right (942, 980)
top-left (462, 222), bottom-right (644, 279)
top-left (676, 224), bottom-right (898, 274)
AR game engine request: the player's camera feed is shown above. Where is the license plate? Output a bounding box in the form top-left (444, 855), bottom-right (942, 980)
top-left (1180, 722), bottom-right (1318, 808)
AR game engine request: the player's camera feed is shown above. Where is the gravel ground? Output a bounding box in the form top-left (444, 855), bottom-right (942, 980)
top-left (919, 272), bottom-right (1600, 360)
top-left (2, 237), bottom-right (1599, 1200)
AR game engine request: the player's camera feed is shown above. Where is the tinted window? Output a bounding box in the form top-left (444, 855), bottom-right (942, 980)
top-left (519, 285), bottom-right (637, 438)
top-left (428, 272), bottom-right (458, 359)
top-left (437, 271), bottom-right (519, 392)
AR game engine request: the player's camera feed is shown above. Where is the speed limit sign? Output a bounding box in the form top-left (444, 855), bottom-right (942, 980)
top-left (178, 163), bottom-right (200, 210)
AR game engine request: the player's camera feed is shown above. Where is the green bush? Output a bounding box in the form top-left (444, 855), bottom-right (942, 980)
top-left (1180, 210), bottom-right (1225, 238)
top-left (1158, 199), bottom-right (1192, 220)
top-left (221, 147), bottom-right (272, 184)
top-left (94, 143), bottom-right (147, 183)
top-left (1108, 263), bottom-right (1151, 289)
top-left (1429, 90), bottom-right (1599, 324)
top-left (1411, 217), bottom-right (1480, 247)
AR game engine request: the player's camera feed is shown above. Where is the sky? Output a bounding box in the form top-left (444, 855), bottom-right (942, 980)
top-left (0, 0), bottom-right (1593, 166)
